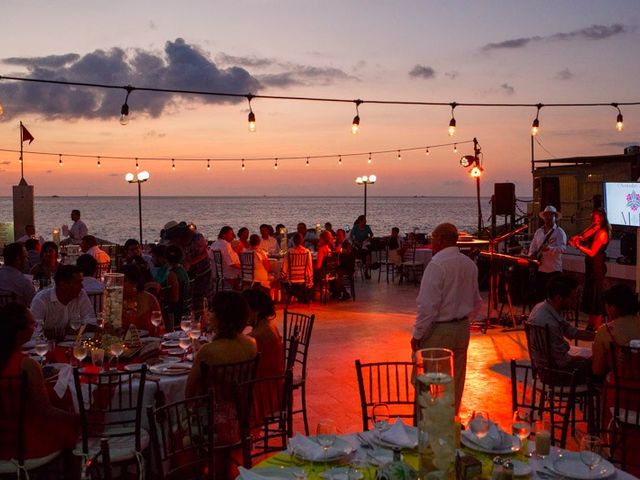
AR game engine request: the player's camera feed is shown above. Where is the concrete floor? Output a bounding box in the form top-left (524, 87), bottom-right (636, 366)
top-left (274, 275), bottom-right (531, 435)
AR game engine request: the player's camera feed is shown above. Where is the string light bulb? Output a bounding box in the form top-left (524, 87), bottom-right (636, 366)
top-left (274, 158), bottom-right (278, 170)
top-left (171, 158), bottom-right (175, 171)
top-left (338, 155), bottom-right (342, 166)
top-left (470, 166), bottom-right (483, 178)
top-left (58, 154), bottom-right (63, 167)
top-left (368, 153), bottom-right (372, 164)
top-left (247, 95), bottom-right (256, 132)
top-left (453, 143), bottom-right (458, 153)
top-left (448, 102), bottom-right (457, 136)
top-left (97, 156), bottom-right (101, 168)
top-left (612, 103), bottom-right (624, 132)
top-left (306, 157), bottom-right (310, 167)
top-left (207, 159), bottom-right (211, 171)
top-left (119, 85), bottom-right (133, 126)
top-left (242, 159), bottom-right (245, 171)
top-left (425, 148), bottom-right (430, 155)
top-left (351, 99), bottom-right (362, 134)
top-left (531, 103), bottom-right (542, 136)
top-left (397, 150), bottom-right (402, 161)
top-left (135, 158), bottom-right (139, 170)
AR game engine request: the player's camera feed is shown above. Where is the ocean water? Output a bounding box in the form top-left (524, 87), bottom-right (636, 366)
top-left (0, 196), bottom-right (494, 244)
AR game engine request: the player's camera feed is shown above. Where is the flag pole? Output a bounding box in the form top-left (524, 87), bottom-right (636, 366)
top-left (19, 121), bottom-right (24, 180)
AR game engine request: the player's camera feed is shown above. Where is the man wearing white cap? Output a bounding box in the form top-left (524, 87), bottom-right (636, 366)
top-left (529, 205), bottom-right (567, 302)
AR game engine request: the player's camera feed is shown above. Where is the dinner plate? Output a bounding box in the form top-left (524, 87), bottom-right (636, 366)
top-left (373, 424), bottom-right (419, 449)
top-left (546, 452), bottom-right (615, 479)
top-left (141, 336), bottom-right (161, 344)
top-left (149, 362), bottom-right (192, 375)
top-left (294, 437), bottom-right (353, 462)
top-left (321, 467), bottom-right (363, 480)
top-left (161, 340), bottom-right (180, 347)
top-left (510, 459), bottom-right (532, 477)
top-left (167, 348), bottom-right (185, 355)
top-left (460, 433), bottom-right (521, 454)
top-left (124, 363), bottom-right (144, 372)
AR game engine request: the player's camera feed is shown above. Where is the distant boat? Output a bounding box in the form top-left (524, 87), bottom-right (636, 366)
top-left (51, 195), bottom-right (60, 198)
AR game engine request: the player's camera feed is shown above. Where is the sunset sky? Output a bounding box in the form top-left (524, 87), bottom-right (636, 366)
top-left (0, 0), bottom-right (638, 197)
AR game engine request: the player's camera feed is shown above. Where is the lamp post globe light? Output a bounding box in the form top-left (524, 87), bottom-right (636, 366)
top-left (355, 174), bottom-right (376, 217)
top-left (125, 170), bottom-right (150, 245)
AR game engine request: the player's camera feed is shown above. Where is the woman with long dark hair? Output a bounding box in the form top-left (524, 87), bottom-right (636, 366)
top-left (569, 208), bottom-right (610, 330)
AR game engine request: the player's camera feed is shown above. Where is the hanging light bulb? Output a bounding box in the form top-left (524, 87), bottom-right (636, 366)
top-left (274, 158), bottom-right (278, 170)
top-left (612, 103), bottom-right (624, 131)
top-left (247, 95), bottom-right (256, 132)
top-left (135, 158), bottom-right (139, 170)
top-left (425, 148), bottom-right (430, 156)
top-left (531, 104), bottom-right (542, 136)
top-left (97, 156), bottom-right (101, 168)
top-left (470, 166), bottom-right (483, 178)
top-left (171, 159), bottom-right (176, 171)
top-left (453, 143), bottom-right (458, 153)
top-left (368, 153), bottom-right (372, 164)
top-left (448, 102), bottom-right (457, 136)
top-left (119, 85), bottom-right (133, 126)
top-left (397, 150), bottom-right (402, 161)
top-left (338, 155), bottom-right (342, 166)
top-left (306, 157), bottom-right (310, 167)
top-left (58, 154), bottom-right (63, 167)
top-left (207, 159), bottom-right (211, 171)
top-left (351, 100), bottom-right (362, 134)
top-left (242, 159), bottom-right (245, 171)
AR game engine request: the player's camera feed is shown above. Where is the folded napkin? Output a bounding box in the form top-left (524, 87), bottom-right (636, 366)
top-left (288, 433), bottom-right (352, 462)
top-left (461, 421), bottom-right (512, 451)
top-left (163, 331), bottom-right (183, 340)
top-left (379, 418), bottom-right (418, 448)
top-left (630, 339), bottom-right (640, 348)
top-left (238, 466), bottom-right (306, 480)
top-left (53, 363), bottom-right (74, 398)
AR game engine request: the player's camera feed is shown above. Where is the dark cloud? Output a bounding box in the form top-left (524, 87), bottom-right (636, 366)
top-left (0, 38), bottom-right (260, 121)
top-left (500, 83), bottom-right (515, 95)
top-left (482, 24), bottom-right (633, 50)
top-left (408, 65), bottom-right (436, 79)
top-left (556, 68), bottom-right (575, 80)
top-left (444, 71), bottom-right (459, 80)
top-left (216, 53), bottom-right (274, 68)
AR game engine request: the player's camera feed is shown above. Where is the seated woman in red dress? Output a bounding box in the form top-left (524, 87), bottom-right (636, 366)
top-left (120, 264), bottom-right (161, 332)
top-left (0, 303), bottom-right (80, 461)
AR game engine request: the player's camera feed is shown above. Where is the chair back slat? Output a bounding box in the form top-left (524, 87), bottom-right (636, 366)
top-left (611, 343), bottom-right (640, 385)
top-left (355, 360), bottom-right (415, 431)
top-left (524, 322), bottom-right (556, 370)
top-left (211, 251), bottom-right (224, 280)
top-left (240, 252), bottom-right (255, 285)
top-left (282, 310), bottom-right (314, 373)
top-left (199, 355), bottom-right (260, 402)
top-left (287, 252), bottom-right (309, 284)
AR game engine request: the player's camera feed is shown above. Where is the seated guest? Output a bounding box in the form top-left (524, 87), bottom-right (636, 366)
top-left (243, 288), bottom-right (284, 380)
top-left (281, 233), bottom-right (314, 287)
top-left (123, 238), bottom-right (153, 270)
top-left (388, 226), bottom-right (404, 265)
top-left (30, 265), bottom-right (96, 340)
top-left (16, 224), bottom-right (43, 244)
top-left (350, 215), bottom-right (374, 278)
top-left (274, 223), bottom-right (286, 249)
top-left (249, 234), bottom-right (274, 290)
top-left (0, 303), bottom-right (79, 460)
top-left (334, 229), bottom-right (347, 253)
top-left (185, 232), bottom-right (211, 312)
top-left (233, 227), bottom-right (250, 254)
top-left (30, 241), bottom-right (59, 288)
top-left (324, 222), bottom-right (336, 237)
top-left (210, 226), bottom-right (241, 280)
top-left (288, 223), bottom-right (317, 250)
top-left (315, 231), bottom-right (335, 271)
top-left (76, 254), bottom-right (104, 294)
top-left (80, 235), bottom-right (111, 265)
top-left (0, 242), bottom-right (35, 305)
top-left (592, 284), bottom-right (640, 379)
top-left (259, 224), bottom-right (279, 255)
top-left (151, 245), bottom-right (180, 324)
top-left (166, 245), bottom-right (191, 322)
top-left (24, 238), bottom-right (41, 271)
top-left (121, 264), bottom-right (161, 331)
top-left (528, 274), bottom-right (595, 382)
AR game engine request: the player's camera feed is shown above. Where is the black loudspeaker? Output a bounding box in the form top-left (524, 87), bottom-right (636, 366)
top-left (494, 183), bottom-right (515, 216)
top-left (620, 231), bottom-right (637, 264)
top-left (540, 177), bottom-right (560, 210)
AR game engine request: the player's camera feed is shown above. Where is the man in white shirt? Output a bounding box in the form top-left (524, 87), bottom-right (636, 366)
top-left (411, 223), bottom-right (482, 414)
top-left (16, 224), bottom-right (44, 245)
top-left (80, 235), bottom-right (111, 264)
top-left (528, 205), bottom-right (567, 303)
top-left (0, 242), bottom-right (36, 305)
top-left (209, 226), bottom-right (241, 280)
top-left (30, 264), bottom-right (96, 340)
top-left (63, 209), bottom-right (89, 244)
top-left (259, 224), bottom-right (279, 255)
top-left (76, 254), bottom-right (105, 294)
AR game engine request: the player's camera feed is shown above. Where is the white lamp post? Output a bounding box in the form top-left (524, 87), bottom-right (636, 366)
top-left (355, 174), bottom-right (376, 217)
top-left (125, 170), bottom-right (150, 244)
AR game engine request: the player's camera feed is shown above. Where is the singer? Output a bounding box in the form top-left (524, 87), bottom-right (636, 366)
top-left (529, 205), bottom-right (567, 303)
top-left (569, 208), bottom-right (610, 330)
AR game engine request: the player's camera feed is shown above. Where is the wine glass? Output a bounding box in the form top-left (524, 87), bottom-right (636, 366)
top-left (73, 343), bottom-right (88, 367)
top-left (34, 337), bottom-right (49, 365)
top-left (468, 411), bottom-right (491, 439)
top-left (178, 335), bottom-right (191, 362)
top-left (180, 316), bottom-right (192, 334)
top-left (109, 342), bottom-right (125, 369)
top-left (91, 348), bottom-right (105, 370)
top-left (69, 313), bottom-right (83, 334)
top-left (512, 410), bottom-right (531, 450)
top-left (150, 310), bottom-right (163, 334)
top-left (188, 327), bottom-right (201, 341)
top-left (372, 403), bottom-right (391, 444)
top-left (580, 435), bottom-right (602, 476)
top-left (316, 419), bottom-right (337, 468)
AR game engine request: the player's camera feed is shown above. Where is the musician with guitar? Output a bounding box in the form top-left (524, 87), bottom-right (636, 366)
top-left (529, 205), bottom-right (567, 302)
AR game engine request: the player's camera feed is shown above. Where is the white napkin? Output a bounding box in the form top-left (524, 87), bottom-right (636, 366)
top-left (379, 418), bottom-right (418, 448)
top-left (163, 331), bottom-right (184, 340)
top-left (288, 433), bottom-right (351, 462)
top-left (461, 421), bottom-right (511, 451)
top-left (53, 364), bottom-right (74, 399)
top-left (629, 339), bottom-right (640, 348)
top-left (238, 466), bottom-right (305, 480)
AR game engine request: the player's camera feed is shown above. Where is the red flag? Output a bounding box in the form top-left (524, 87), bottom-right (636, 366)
top-left (21, 124), bottom-right (34, 144)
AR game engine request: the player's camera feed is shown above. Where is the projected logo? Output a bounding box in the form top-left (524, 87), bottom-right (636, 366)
top-left (626, 190), bottom-right (640, 211)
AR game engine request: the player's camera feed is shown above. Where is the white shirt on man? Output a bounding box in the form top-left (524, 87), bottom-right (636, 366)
top-left (30, 286), bottom-right (96, 332)
top-left (69, 220), bottom-right (88, 243)
top-left (252, 248), bottom-right (273, 288)
top-left (209, 238), bottom-right (240, 279)
top-left (413, 246), bottom-right (482, 340)
top-left (0, 265), bottom-right (36, 306)
top-left (86, 245), bottom-right (111, 264)
top-left (83, 276), bottom-right (104, 294)
top-left (259, 236), bottom-right (279, 255)
top-left (529, 225), bottom-right (567, 273)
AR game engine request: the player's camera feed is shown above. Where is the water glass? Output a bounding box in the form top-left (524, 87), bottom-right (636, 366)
top-left (150, 310), bottom-right (163, 330)
top-left (579, 435), bottom-right (602, 474)
top-left (70, 314), bottom-right (83, 333)
top-left (109, 342), bottom-right (125, 368)
top-left (534, 419), bottom-right (551, 458)
top-left (372, 403), bottom-right (391, 443)
top-left (91, 348), bottom-right (105, 369)
top-left (73, 343), bottom-right (88, 366)
top-left (512, 409), bottom-right (531, 443)
top-left (180, 317), bottom-right (192, 333)
top-left (178, 335), bottom-right (191, 361)
top-left (34, 337), bottom-right (49, 364)
top-left (316, 419), bottom-right (337, 466)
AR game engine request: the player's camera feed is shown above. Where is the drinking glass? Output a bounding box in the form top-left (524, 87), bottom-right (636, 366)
top-left (34, 337), bottom-right (49, 364)
top-left (109, 342), bottom-right (125, 368)
top-left (468, 411), bottom-right (491, 439)
top-left (372, 403), bottom-right (391, 444)
top-left (69, 313), bottom-right (83, 333)
top-left (91, 348), bottom-right (105, 370)
top-left (579, 435), bottom-right (602, 475)
top-left (316, 419), bottom-right (337, 467)
top-left (533, 419), bottom-right (551, 458)
top-left (180, 317), bottom-right (192, 333)
top-left (150, 310), bottom-right (163, 333)
top-left (188, 328), bottom-right (201, 341)
top-left (512, 410), bottom-right (531, 449)
top-left (73, 343), bottom-right (88, 367)
top-left (178, 335), bottom-right (191, 361)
